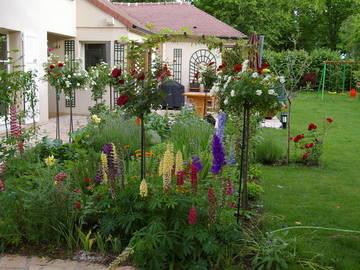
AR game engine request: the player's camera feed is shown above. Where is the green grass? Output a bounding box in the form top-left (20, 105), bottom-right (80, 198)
top-left (261, 92), bottom-right (360, 269)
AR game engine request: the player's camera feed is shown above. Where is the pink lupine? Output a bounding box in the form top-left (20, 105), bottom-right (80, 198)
top-left (188, 206), bottom-right (197, 225)
top-left (176, 171), bottom-right (185, 186)
top-left (55, 172), bottom-right (68, 182)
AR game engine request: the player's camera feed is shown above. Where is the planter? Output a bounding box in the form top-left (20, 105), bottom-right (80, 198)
top-left (189, 82), bottom-right (200, 92)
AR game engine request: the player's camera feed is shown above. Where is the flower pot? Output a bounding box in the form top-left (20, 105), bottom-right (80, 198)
top-left (190, 82), bottom-right (200, 92)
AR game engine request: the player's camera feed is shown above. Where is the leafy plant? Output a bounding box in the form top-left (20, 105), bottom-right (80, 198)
top-left (248, 182), bottom-right (264, 201)
top-left (256, 131), bottom-right (285, 164)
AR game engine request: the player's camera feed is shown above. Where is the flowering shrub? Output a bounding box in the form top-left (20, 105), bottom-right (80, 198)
top-left (211, 59), bottom-right (282, 114)
top-left (87, 62), bottom-right (112, 102)
top-left (290, 117), bottom-right (334, 165)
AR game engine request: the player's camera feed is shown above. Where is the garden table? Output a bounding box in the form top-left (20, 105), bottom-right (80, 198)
top-left (182, 92), bottom-right (216, 118)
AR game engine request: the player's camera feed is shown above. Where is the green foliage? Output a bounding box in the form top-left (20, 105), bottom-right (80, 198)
top-left (144, 112), bottom-right (171, 140)
top-left (256, 130), bottom-right (285, 164)
top-left (87, 62), bottom-right (112, 102)
top-left (248, 182), bottom-right (264, 201)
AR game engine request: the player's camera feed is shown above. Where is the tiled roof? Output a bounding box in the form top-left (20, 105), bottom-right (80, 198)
top-left (88, 0), bottom-right (246, 38)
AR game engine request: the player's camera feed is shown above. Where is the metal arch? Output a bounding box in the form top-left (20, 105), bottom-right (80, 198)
top-left (189, 49), bottom-right (217, 83)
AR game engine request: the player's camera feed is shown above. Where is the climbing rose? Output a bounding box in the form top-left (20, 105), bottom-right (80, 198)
top-left (49, 64), bottom-right (55, 69)
top-left (326, 118), bottom-right (334, 123)
top-left (117, 95), bottom-right (129, 105)
top-left (111, 68), bottom-right (121, 78)
top-left (308, 123), bottom-right (317, 131)
top-left (188, 206), bottom-right (197, 225)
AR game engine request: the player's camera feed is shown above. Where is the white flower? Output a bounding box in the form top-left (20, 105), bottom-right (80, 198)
top-left (223, 76), bottom-right (232, 89)
top-left (65, 81), bottom-right (71, 88)
top-left (268, 89), bottom-right (275, 95)
top-left (263, 75), bottom-right (271, 81)
top-left (256, 90), bottom-right (262, 96)
top-left (67, 75), bottom-right (71, 78)
top-left (242, 60), bottom-right (249, 73)
top-left (252, 72), bottom-right (259, 78)
top-left (210, 85), bottom-right (219, 95)
top-left (279, 76), bottom-right (285, 84)
top-left (230, 90), bottom-right (235, 97)
top-left (76, 83), bottom-right (80, 87)
top-left (224, 98), bottom-right (229, 105)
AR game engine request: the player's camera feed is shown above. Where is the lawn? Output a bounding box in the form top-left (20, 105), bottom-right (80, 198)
top-left (261, 91), bottom-right (360, 269)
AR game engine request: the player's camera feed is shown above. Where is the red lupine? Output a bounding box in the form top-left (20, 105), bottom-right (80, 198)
top-left (111, 68), bottom-right (122, 78)
top-left (233, 64), bottom-right (242, 72)
top-left (302, 152), bottom-right (311, 160)
top-left (176, 171), bottom-right (185, 186)
top-left (305, 143), bottom-right (314, 149)
top-left (75, 201), bottom-right (81, 209)
top-left (55, 172), bottom-right (68, 182)
top-left (326, 118), bottom-right (334, 123)
top-left (188, 206), bottom-right (197, 225)
top-left (190, 164), bottom-right (198, 193)
top-left (117, 95), bottom-right (129, 105)
top-left (308, 123), bottom-right (317, 131)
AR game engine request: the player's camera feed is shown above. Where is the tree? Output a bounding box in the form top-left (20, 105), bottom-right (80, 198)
top-left (339, 14), bottom-right (360, 59)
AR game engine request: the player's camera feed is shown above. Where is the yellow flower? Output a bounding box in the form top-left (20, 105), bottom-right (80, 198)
top-left (139, 179), bottom-right (148, 197)
top-left (100, 153), bottom-right (108, 182)
top-left (123, 145), bottom-right (131, 150)
top-left (91, 114), bottom-right (101, 123)
top-left (158, 158), bottom-right (164, 176)
top-left (162, 150), bottom-right (173, 177)
top-left (263, 68), bottom-right (271, 73)
top-left (44, 155), bottom-right (56, 167)
top-left (175, 151), bottom-right (183, 173)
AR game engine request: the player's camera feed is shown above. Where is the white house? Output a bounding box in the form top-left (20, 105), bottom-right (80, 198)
top-left (0, 0), bottom-right (245, 128)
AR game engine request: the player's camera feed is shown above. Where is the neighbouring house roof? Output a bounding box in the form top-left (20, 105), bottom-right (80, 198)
top-left (87, 0), bottom-right (246, 39)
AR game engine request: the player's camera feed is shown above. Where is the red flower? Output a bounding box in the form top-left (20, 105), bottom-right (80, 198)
top-left (118, 79), bottom-right (125, 85)
top-left (49, 64), bottom-right (55, 69)
top-left (261, 62), bottom-right (270, 68)
top-left (131, 70), bottom-right (138, 75)
top-left (156, 73), bottom-right (163, 79)
top-left (0, 178), bottom-right (5, 192)
top-left (293, 134), bottom-right (304, 143)
top-left (229, 202), bottom-right (236, 208)
top-left (208, 62), bottom-right (215, 66)
top-left (57, 63), bottom-right (64, 67)
top-left (137, 72), bottom-right (145, 81)
top-left (233, 64), bottom-right (242, 72)
top-left (326, 118), bottom-right (334, 123)
top-left (305, 143), bottom-right (314, 149)
top-left (85, 177), bottom-right (91, 183)
top-left (289, 136), bottom-right (294, 141)
top-left (75, 201), bottom-right (81, 209)
top-left (308, 123), bottom-right (317, 131)
top-left (302, 152), bottom-right (311, 160)
top-left (117, 94), bottom-right (129, 105)
top-left (208, 189), bottom-right (216, 204)
top-left (188, 206), bottom-right (197, 225)
top-left (217, 63), bottom-right (226, 71)
top-left (176, 171), bottom-right (185, 186)
top-left (74, 189), bottom-right (81, 193)
top-left (299, 147), bottom-right (305, 149)
top-left (257, 67), bottom-right (264, 74)
top-left (111, 68), bottom-right (122, 78)
top-left (194, 72), bottom-right (200, 79)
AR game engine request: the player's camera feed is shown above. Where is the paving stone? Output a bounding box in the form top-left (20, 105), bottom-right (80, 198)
top-left (0, 255), bottom-right (27, 268)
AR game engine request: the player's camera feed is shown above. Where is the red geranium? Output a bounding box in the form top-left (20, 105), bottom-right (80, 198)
top-left (75, 201), bottom-right (81, 209)
top-left (111, 68), bottom-right (122, 78)
top-left (326, 118), bottom-right (334, 123)
top-left (58, 63), bottom-right (64, 67)
top-left (308, 123), bottom-right (317, 131)
top-left (117, 94), bottom-right (129, 105)
top-left (49, 64), bottom-right (55, 69)
top-left (233, 64), bottom-right (242, 72)
top-left (137, 72), bottom-right (145, 81)
top-left (302, 152), bottom-right (311, 160)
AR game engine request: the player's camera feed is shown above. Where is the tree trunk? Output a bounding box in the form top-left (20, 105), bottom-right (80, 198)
top-left (55, 91), bottom-right (60, 140)
top-left (286, 98), bottom-right (292, 164)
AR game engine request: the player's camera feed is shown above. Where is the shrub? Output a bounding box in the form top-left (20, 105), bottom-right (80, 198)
top-left (248, 182), bottom-right (264, 201)
top-left (256, 131), bottom-right (285, 164)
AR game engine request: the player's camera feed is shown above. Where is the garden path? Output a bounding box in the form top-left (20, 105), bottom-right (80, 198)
top-left (0, 254), bottom-right (135, 270)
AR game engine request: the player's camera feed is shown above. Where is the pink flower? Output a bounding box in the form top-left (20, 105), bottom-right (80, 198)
top-left (208, 189), bottom-right (216, 204)
top-left (55, 172), bottom-right (68, 182)
top-left (188, 206), bottom-right (197, 225)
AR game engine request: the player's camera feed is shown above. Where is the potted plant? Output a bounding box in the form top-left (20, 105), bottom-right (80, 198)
top-left (200, 62), bottom-right (217, 92)
top-left (189, 71), bottom-right (200, 91)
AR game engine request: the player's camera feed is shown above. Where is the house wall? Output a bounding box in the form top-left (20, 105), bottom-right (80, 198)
top-left (162, 41), bottom-right (222, 92)
top-left (0, 0), bottom-right (76, 131)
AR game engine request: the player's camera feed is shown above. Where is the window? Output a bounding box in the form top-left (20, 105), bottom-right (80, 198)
top-left (173, 48), bottom-right (182, 83)
top-left (0, 34), bottom-right (7, 71)
top-left (114, 42), bottom-right (126, 70)
top-left (85, 43), bottom-right (110, 70)
top-left (65, 90), bottom-right (76, 108)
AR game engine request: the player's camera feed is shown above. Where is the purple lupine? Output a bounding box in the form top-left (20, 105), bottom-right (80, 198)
top-left (216, 112), bottom-right (227, 140)
top-left (102, 143), bottom-right (117, 177)
top-left (94, 168), bottom-right (103, 183)
top-left (191, 155), bottom-right (203, 173)
top-left (211, 134), bottom-right (226, 175)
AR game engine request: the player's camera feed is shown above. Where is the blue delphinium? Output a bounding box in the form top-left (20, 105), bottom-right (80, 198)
top-left (216, 112), bottom-right (227, 140)
top-left (211, 134), bottom-right (226, 174)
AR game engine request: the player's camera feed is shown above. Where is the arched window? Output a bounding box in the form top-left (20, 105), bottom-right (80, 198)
top-left (189, 49), bottom-right (216, 84)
